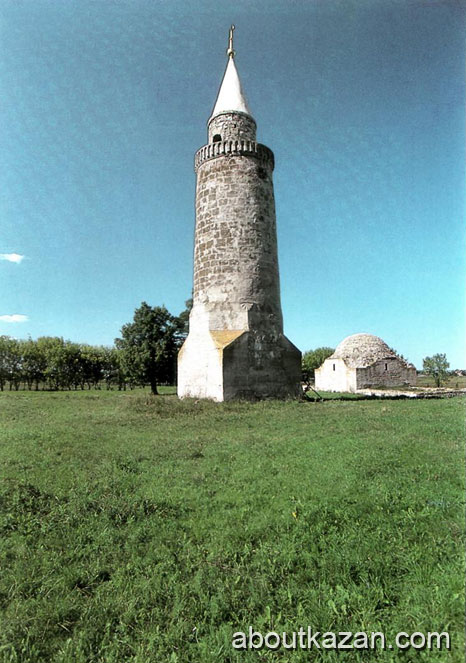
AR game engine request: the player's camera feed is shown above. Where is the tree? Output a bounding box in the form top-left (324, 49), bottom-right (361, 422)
top-left (423, 353), bottom-right (450, 387)
top-left (79, 345), bottom-right (104, 389)
top-left (22, 338), bottom-right (46, 390)
top-left (101, 346), bottom-right (122, 390)
top-left (2, 337), bottom-right (22, 390)
top-left (37, 337), bottom-right (66, 390)
top-left (49, 341), bottom-right (81, 390)
top-left (115, 302), bottom-right (180, 394)
top-left (176, 298), bottom-right (192, 344)
top-left (302, 347), bottom-right (335, 381)
top-left (0, 336), bottom-right (13, 391)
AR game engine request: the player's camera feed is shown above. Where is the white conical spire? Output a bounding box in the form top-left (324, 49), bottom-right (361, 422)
top-left (209, 26), bottom-right (253, 120)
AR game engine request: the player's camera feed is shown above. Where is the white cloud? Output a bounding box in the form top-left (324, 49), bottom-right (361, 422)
top-left (0, 253), bottom-right (25, 264)
top-left (0, 314), bottom-right (29, 323)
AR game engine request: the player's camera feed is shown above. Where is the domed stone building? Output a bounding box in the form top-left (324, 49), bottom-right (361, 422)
top-left (314, 334), bottom-right (416, 392)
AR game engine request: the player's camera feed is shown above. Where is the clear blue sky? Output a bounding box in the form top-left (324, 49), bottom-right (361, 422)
top-left (1, 0), bottom-right (465, 368)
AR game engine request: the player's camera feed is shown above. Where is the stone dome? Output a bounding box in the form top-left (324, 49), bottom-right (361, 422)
top-left (331, 333), bottom-right (397, 368)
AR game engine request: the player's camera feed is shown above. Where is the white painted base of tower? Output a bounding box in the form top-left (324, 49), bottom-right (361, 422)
top-left (178, 325), bottom-right (302, 402)
top-left (177, 327), bottom-right (229, 402)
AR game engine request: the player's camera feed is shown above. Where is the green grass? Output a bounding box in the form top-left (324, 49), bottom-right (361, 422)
top-left (0, 391), bottom-right (464, 662)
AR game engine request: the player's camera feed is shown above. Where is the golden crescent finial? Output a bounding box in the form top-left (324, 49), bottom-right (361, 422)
top-left (227, 24), bottom-right (236, 58)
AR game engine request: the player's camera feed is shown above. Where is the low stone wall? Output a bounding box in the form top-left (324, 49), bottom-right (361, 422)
top-left (356, 388), bottom-right (466, 399)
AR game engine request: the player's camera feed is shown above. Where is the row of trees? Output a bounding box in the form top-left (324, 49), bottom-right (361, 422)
top-left (0, 302), bottom-right (190, 393)
top-left (0, 336), bottom-right (125, 391)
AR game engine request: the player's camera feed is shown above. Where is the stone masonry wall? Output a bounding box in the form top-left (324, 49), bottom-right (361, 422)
top-left (208, 111), bottom-right (256, 143)
top-left (356, 358), bottom-right (417, 389)
top-left (193, 149), bottom-right (282, 333)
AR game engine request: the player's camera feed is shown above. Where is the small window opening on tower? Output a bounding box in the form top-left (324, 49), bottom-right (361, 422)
top-left (333, 364), bottom-right (336, 371)
top-left (384, 363), bottom-right (388, 371)
top-left (213, 134), bottom-right (222, 143)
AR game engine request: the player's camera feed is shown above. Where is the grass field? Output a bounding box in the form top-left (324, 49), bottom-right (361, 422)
top-left (0, 390), bottom-right (464, 662)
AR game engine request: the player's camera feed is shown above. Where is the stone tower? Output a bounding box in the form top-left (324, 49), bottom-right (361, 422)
top-left (178, 26), bottom-right (301, 401)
